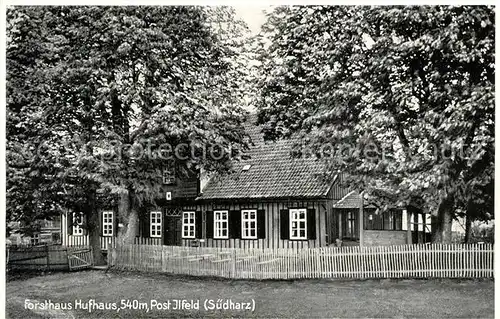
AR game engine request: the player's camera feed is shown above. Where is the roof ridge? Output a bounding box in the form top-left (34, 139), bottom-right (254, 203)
top-left (199, 113), bottom-right (338, 200)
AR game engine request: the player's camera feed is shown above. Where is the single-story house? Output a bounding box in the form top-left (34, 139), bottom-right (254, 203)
top-left (61, 115), bottom-right (430, 250)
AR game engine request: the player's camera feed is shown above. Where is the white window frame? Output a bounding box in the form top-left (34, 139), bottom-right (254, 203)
top-left (290, 208), bottom-right (307, 240)
top-left (102, 211), bottom-right (114, 237)
top-left (162, 166), bottom-right (175, 185)
top-left (31, 233), bottom-right (40, 245)
top-left (150, 211), bottom-right (162, 238)
top-left (241, 210), bottom-right (257, 239)
top-left (182, 211), bottom-right (196, 239)
top-left (72, 212), bottom-right (84, 236)
top-left (214, 210), bottom-right (229, 239)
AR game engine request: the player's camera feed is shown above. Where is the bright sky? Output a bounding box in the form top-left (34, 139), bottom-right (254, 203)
top-left (233, 6), bottom-right (270, 34)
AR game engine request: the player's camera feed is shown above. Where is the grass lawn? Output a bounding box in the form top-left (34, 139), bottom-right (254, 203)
top-left (6, 270), bottom-right (494, 318)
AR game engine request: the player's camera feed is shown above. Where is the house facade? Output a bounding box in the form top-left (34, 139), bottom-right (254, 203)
top-left (61, 116), bottom-right (430, 250)
top-left (332, 191), bottom-right (431, 246)
top-left (8, 218), bottom-right (62, 246)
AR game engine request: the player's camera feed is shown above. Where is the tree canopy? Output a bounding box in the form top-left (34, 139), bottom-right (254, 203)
top-left (255, 5), bottom-right (494, 242)
top-left (6, 6), bottom-right (250, 257)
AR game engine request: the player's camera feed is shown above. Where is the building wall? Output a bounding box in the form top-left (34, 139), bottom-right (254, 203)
top-left (363, 230), bottom-right (408, 246)
top-left (62, 210), bottom-right (163, 250)
top-left (62, 198), bottom-right (337, 250)
top-left (177, 199), bottom-right (334, 249)
top-left (162, 175), bottom-right (198, 199)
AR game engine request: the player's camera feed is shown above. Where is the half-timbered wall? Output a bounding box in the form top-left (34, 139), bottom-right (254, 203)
top-left (62, 198), bottom-right (338, 250)
top-left (61, 211), bottom-right (117, 250)
top-left (177, 199), bottom-right (334, 249)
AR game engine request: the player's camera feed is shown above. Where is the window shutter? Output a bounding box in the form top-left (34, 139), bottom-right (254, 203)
top-left (114, 210), bottom-right (119, 237)
top-left (280, 209), bottom-right (289, 240)
top-left (307, 208), bottom-right (316, 240)
top-left (229, 210), bottom-right (241, 239)
top-left (99, 210), bottom-right (104, 237)
top-left (68, 212), bottom-right (73, 236)
top-left (257, 209), bottom-right (266, 239)
top-left (206, 211), bottom-right (214, 239)
top-left (195, 211), bottom-right (203, 239)
top-left (142, 211), bottom-right (151, 238)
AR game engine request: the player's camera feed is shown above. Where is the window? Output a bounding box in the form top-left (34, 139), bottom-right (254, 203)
top-left (73, 212), bottom-right (84, 236)
top-left (241, 210), bottom-right (257, 239)
top-left (214, 210), bottom-right (229, 239)
top-left (150, 211), bottom-right (162, 238)
top-left (102, 211), bottom-right (113, 236)
top-left (347, 211), bottom-right (356, 238)
top-left (365, 209), bottom-right (403, 231)
top-left (162, 165), bottom-right (175, 185)
top-left (182, 211), bottom-right (195, 238)
top-left (31, 234), bottom-right (40, 246)
top-left (290, 208), bottom-right (307, 240)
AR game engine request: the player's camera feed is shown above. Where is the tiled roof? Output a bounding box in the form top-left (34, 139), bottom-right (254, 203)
top-left (333, 191), bottom-right (377, 209)
top-left (333, 191), bottom-right (361, 208)
top-left (198, 114), bottom-right (334, 200)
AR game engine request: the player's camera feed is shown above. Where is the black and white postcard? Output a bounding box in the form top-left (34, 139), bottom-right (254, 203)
top-left (3, 3), bottom-right (495, 318)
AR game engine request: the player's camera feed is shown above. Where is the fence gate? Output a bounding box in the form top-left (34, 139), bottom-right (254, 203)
top-left (68, 247), bottom-right (94, 271)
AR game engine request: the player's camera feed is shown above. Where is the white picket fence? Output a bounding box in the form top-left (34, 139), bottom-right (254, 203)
top-left (64, 236), bottom-right (162, 251)
top-left (109, 243), bottom-right (494, 279)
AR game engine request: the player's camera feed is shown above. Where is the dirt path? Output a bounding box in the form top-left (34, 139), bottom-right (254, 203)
top-left (7, 296), bottom-right (76, 319)
top-left (6, 270), bottom-right (495, 318)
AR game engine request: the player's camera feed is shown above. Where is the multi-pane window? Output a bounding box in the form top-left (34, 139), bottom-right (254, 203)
top-left (31, 234), bottom-right (40, 245)
top-left (182, 211), bottom-right (195, 238)
top-left (290, 209), bottom-right (307, 240)
top-left (365, 209), bottom-right (403, 231)
top-left (162, 165), bottom-right (175, 185)
top-left (214, 210), bottom-right (229, 239)
top-left (150, 211), bottom-right (162, 238)
top-left (347, 211), bottom-right (356, 238)
top-left (241, 210), bottom-right (257, 239)
top-left (73, 212), bottom-right (84, 236)
top-left (102, 211), bottom-right (113, 236)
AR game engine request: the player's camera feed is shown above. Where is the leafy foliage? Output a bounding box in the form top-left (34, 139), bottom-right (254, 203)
top-left (6, 6), bottom-right (250, 232)
top-left (255, 6), bottom-right (494, 239)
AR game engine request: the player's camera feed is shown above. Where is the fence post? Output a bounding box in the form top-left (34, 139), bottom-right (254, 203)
top-left (405, 209), bottom-right (412, 245)
top-left (108, 245), bottom-right (117, 268)
top-left (46, 244), bottom-right (50, 271)
top-left (359, 192), bottom-right (364, 247)
top-left (90, 246), bottom-right (94, 267)
top-left (66, 247), bottom-right (69, 270)
top-left (161, 246), bottom-right (166, 272)
top-left (232, 249), bottom-right (237, 279)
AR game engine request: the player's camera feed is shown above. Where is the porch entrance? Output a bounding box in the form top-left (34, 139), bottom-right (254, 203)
top-left (164, 208), bottom-right (182, 246)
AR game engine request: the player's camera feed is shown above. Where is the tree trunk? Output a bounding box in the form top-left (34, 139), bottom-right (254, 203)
top-left (117, 189), bottom-right (139, 245)
top-left (407, 205), bottom-right (423, 244)
top-left (431, 196), bottom-right (454, 244)
top-left (464, 214), bottom-right (472, 243)
top-left (413, 210), bottom-right (419, 244)
top-left (87, 190), bottom-right (106, 265)
top-left (431, 214), bottom-right (441, 243)
top-left (441, 206), bottom-right (453, 243)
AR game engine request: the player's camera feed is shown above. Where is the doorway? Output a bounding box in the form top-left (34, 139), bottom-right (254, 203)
top-left (164, 215), bottom-right (182, 246)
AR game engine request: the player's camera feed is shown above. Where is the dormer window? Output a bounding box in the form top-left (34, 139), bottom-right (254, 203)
top-left (162, 165), bottom-right (175, 185)
top-left (242, 164), bottom-right (252, 171)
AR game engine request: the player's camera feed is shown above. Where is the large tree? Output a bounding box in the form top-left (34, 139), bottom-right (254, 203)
top-left (255, 5), bottom-right (494, 243)
top-left (7, 6), bottom-right (250, 262)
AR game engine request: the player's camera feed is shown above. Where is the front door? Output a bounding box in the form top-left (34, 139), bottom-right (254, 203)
top-left (164, 215), bottom-right (182, 246)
